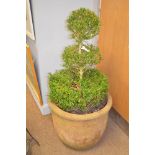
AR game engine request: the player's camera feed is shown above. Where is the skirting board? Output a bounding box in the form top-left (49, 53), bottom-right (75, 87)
top-left (26, 80), bottom-right (51, 115)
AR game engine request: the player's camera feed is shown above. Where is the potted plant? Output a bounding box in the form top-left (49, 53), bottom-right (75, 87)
top-left (48, 8), bottom-right (112, 150)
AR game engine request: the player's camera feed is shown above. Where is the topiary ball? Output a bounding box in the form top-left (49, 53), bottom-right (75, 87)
top-left (67, 8), bottom-right (100, 42)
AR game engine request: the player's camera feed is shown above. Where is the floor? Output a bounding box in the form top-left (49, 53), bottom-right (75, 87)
top-left (26, 86), bottom-right (129, 155)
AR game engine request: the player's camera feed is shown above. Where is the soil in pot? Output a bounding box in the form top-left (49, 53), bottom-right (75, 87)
top-left (62, 96), bottom-right (108, 114)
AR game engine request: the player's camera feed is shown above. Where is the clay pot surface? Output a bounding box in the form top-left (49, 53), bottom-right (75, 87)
top-left (49, 95), bottom-right (112, 150)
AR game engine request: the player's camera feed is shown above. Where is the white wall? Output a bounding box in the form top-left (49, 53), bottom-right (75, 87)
top-left (27, 0), bottom-right (100, 110)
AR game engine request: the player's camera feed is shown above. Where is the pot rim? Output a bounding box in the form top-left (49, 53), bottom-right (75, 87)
top-left (48, 94), bottom-right (112, 121)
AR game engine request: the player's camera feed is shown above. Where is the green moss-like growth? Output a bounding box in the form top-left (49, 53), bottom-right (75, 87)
top-left (48, 8), bottom-right (108, 113)
top-left (62, 44), bottom-right (102, 69)
top-left (67, 8), bottom-right (100, 42)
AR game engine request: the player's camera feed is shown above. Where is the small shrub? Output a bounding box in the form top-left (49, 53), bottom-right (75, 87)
top-left (48, 8), bottom-right (108, 113)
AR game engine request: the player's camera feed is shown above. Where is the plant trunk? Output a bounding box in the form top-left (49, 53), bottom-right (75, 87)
top-left (79, 68), bottom-right (83, 80)
top-left (79, 43), bottom-right (83, 80)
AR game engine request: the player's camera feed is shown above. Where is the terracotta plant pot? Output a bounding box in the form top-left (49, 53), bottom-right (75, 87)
top-left (49, 95), bottom-right (112, 150)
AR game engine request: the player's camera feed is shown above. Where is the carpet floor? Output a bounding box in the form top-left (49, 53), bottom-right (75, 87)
top-left (26, 86), bottom-right (129, 155)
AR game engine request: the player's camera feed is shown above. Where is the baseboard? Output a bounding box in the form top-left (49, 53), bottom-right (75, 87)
top-left (40, 104), bottom-right (51, 115)
top-left (26, 81), bottom-right (51, 115)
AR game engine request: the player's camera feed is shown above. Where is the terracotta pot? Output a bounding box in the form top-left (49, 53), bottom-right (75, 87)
top-left (49, 95), bottom-right (112, 150)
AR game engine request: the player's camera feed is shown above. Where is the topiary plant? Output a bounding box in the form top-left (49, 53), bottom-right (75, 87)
top-left (48, 8), bottom-right (108, 113)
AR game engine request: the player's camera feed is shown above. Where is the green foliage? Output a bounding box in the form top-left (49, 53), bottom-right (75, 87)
top-left (62, 44), bottom-right (102, 69)
top-left (81, 69), bottom-right (108, 106)
top-left (48, 8), bottom-right (109, 112)
top-left (48, 69), bottom-right (108, 112)
top-left (67, 8), bottom-right (100, 42)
